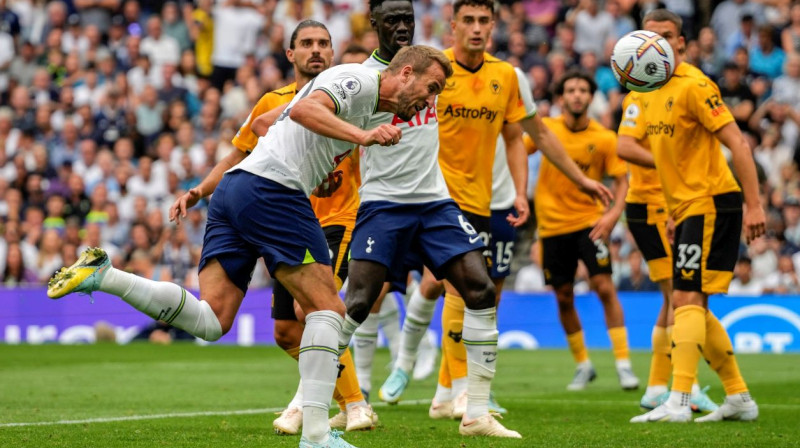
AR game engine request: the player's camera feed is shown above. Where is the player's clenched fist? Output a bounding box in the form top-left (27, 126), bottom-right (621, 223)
top-left (362, 124), bottom-right (402, 147)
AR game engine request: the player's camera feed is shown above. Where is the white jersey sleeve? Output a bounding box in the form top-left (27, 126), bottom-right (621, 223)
top-left (232, 64), bottom-right (380, 196)
top-left (491, 68), bottom-right (537, 210)
top-left (315, 65), bottom-right (380, 118)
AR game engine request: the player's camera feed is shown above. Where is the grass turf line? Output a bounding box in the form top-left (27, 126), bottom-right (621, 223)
top-left (0, 344), bottom-right (798, 447)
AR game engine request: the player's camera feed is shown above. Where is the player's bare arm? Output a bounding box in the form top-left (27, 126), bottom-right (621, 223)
top-left (617, 135), bottom-right (655, 168)
top-left (522, 113), bottom-right (613, 206)
top-left (500, 122), bottom-right (530, 227)
top-left (290, 90), bottom-right (402, 147)
top-left (715, 122), bottom-right (766, 243)
top-left (169, 148), bottom-right (248, 224)
top-left (589, 174), bottom-right (629, 241)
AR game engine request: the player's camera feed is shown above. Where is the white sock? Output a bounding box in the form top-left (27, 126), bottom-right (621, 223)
top-left (433, 383), bottom-right (452, 403)
top-left (396, 290), bottom-right (437, 372)
top-left (99, 267), bottom-right (222, 340)
top-left (666, 390), bottom-right (691, 410)
top-left (300, 310), bottom-right (342, 443)
top-left (646, 385), bottom-right (668, 397)
top-left (338, 314), bottom-right (360, 355)
top-left (402, 278), bottom-right (419, 307)
top-left (353, 312), bottom-right (379, 394)
top-left (463, 307), bottom-right (498, 420)
top-left (452, 377), bottom-right (468, 397)
top-left (691, 383), bottom-right (700, 396)
top-left (287, 380), bottom-right (303, 409)
top-left (378, 295), bottom-right (401, 361)
top-left (615, 358), bottom-right (632, 370)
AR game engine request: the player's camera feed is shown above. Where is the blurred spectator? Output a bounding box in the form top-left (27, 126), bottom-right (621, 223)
top-left (749, 25), bottom-right (785, 80)
top-left (617, 250), bottom-right (658, 292)
top-left (35, 228), bottom-right (62, 283)
top-left (210, 1), bottom-right (266, 90)
top-left (696, 27), bottom-right (726, 80)
top-left (772, 55), bottom-right (800, 109)
top-left (567, 0), bottom-right (613, 58)
top-left (782, 2), bottom-right (800, 55)
top-left (2, 242), bottom-right (36, 286)
top-left (140, 16), bottom-right (180, 74)
top-left (514, 240), bottom-right (547, 293)
top-left (162, 2), bottom-right (191, 52)
top-left (728, 256), bottom-right (765, 295)
top-left (726, 13), bottom-right (758, 59)
top-left (719, 62), bottom-right (756, 131)
top-left (75, 0), bottom-right (120, 36)
top-left (9, 40), bottom-right (36, 87)
top-left (712, 0), bottom-right (765, 48)
top-left (764, 252), bottom-right (800, 294)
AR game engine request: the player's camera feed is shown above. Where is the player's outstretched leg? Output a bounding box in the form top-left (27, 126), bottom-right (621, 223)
top-left (402, 277), bottom-right (439, 381)
top-left (445, 251), bottom-right (520, 438)
top-left (48, 247), bottom-right (225, 340)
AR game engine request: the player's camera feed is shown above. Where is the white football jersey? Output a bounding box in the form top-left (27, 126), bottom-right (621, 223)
top-left (359, 51), bottom-right (451, 204)
top-left (491, 67), bottom-right (537, 210)
top-left (233, 64), bottom-right (380, 196)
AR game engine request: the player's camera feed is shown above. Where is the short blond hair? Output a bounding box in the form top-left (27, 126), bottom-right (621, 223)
top-left (386, 45), bottom-right (453, 79)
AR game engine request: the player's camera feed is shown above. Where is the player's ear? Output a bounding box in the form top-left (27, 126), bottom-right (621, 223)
top-left (286, 48), bottom-right (295, 64)
top-left (401, 64), bottom-right (414, 82)
top-left (677, 36), bottom-right (686, 55)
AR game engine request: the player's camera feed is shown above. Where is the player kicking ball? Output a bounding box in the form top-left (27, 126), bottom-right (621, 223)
top-left (47, 45), bottom-right (453, 447)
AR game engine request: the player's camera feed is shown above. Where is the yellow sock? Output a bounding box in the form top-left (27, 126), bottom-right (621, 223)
top-left (671, 305), bottom-right (706, 393)
top-left (437, 337), bottom-right (451, 388)
top-left (648, 326), bottom-right (671, 387)
top-left (441, 293), bottom-right (467, 382)
top-left (285, 346), bottom-right (300, 361)
top-left (608, 326), bottom-right (630, 361)
top-left (566, 330), bottom-right (589, 363)
top-left (335, 349), bottom-right (365, 405)
top-left (705, 311), bottom-right (748, 395)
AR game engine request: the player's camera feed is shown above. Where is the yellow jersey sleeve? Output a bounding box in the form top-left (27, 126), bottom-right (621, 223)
top-left (602, 132), bottom-right (627, 179)
top-left (231, 83), bottom-right (297, 153)
top-left (618, 93), bottom-right (646, 139)
top-left (687, 77), bottom-right (734, 133)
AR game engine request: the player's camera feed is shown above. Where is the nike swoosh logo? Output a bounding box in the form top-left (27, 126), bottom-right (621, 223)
top-left (496, 265), bottom-right (509, 273)
top-left (469, 236), bottom-right (482, 244)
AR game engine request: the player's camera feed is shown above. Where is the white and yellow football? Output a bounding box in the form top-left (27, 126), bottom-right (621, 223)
top-left (611, 30), bottom-right (675, 93)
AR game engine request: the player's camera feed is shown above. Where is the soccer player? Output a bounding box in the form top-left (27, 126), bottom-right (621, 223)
top-left (623, 9), bottom-right (765, 423)
top-left (47, 44), bottom-right (452, 448)
top-left (335, 0), bottom-right (542, 438)
top-left (380, 0), bottom-right (613, 419)
top-left (219, 22), bottom-right (373, 434)
top-left (617, 28), bottom-right (718, 413)
top-left (531, 69), bottom-right (638, 391)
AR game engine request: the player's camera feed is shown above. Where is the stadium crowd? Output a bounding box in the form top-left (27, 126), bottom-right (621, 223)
top-left (0, 0), bottom-right (799, 295)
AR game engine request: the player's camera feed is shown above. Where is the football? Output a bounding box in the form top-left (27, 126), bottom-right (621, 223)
top-left (611, 30), bottom-right (675, 93)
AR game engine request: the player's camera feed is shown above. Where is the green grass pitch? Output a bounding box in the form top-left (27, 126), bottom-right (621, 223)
top-left (1, 344), bottom-right (798, 447)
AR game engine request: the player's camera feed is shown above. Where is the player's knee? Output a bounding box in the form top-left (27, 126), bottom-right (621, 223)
top-left (273, 321), bottom-right (300, 350)
top-left (593, 280), bottom-right (616, 302)
top-left (554, 284), bottom-right (575, 308)
top-left (345, 293), bottom-right (372, 323)
top-left (463, 279), bottom-right (495, 310)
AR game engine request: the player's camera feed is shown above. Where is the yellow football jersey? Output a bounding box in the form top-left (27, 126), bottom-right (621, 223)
top-left (633, 62), bottom-right (740, 224)
top-left (534, 117), bottom-right (627, 238)
top-left (231, 83), bottom-right (359, 227)
top-left (437, 48), bottom-right (530, 217)
top-left (618, 93), bottom-right (667, 206)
